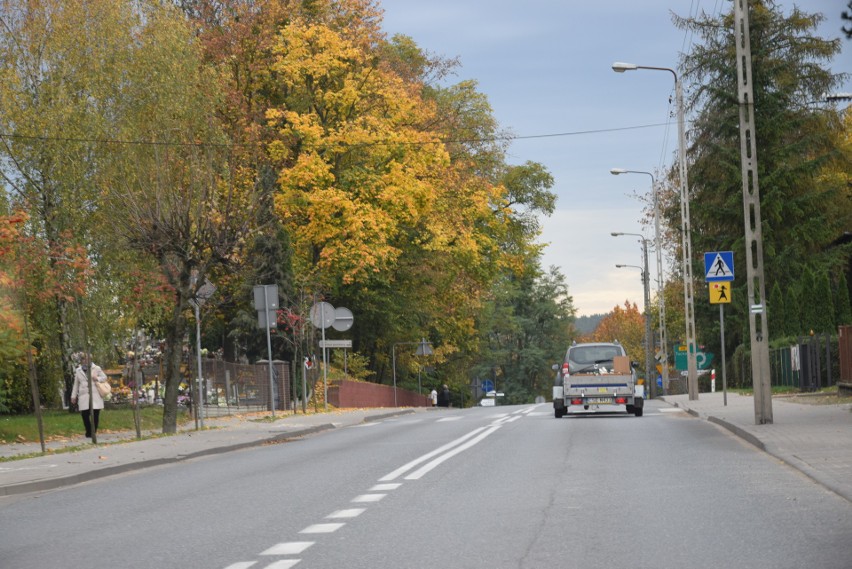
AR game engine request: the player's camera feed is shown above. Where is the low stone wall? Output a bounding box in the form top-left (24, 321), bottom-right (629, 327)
top-left (328, 380), bottom-right (431, 408)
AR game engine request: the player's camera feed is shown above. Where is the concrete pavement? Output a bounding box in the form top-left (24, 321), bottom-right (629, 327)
top-left (662, 391), bottom-right (852, 503)
top-left (2, 394), bottom-right (851, 503)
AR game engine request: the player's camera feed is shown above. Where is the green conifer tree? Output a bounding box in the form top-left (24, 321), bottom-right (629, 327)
top-left (835, 271), bottom-right (852, 327)
top-left (814, 272), bottom-right (835, 333)
top-left (769, 282), bottom-right (786, 341)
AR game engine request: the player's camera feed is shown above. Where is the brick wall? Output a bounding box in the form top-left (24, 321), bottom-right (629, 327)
top-left (328, 380), bottom-right (432, 408)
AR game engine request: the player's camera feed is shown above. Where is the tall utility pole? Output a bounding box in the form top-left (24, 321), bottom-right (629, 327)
top-left (733, 0), bottom-right (773, 424)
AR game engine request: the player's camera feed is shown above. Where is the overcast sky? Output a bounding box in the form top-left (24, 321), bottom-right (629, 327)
top-left (379, 0), bottom-right (851, 316)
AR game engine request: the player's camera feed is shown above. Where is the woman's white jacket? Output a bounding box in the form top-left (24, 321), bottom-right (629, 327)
top-left (72, 364), bottom-right (107, 410)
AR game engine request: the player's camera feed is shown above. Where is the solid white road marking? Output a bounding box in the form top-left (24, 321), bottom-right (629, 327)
top-left (352, 493), bottom-right (386, 503)
top-left (659, 408), bottom-right (687, 413)
top-left (326, 508), bottom-right (366, 519)
top-left (300, 523), bottom-right (345, 534)
top-left (404, 425), bottom-right (501, 480)
top-left (370, 483), bottom-right (402, 491)
top-left (262, 561), bottom-right (301, 569)
top-left (378, 427), bottom-right (489, 481)
top-left (261, 542), bottom-right (314, 555)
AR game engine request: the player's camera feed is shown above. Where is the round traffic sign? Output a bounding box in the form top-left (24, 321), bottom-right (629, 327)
top-left (310, 302), bottom-right (335, 329)
top-left (332, 307), bottom-right (354, 332)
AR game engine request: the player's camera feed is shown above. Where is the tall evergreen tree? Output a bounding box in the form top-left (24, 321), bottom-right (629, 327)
top-left (784, 283), bottom-right (803, 337)
top-left (835, 271), bottom-right (852, 327)
top-left (800, 267), bottom-right (818, 333)
top-left (673, 1), bottom-right (846, 351)
top-left (813, 272), bottom-right (835, 333)
top-left (768, 282), bottom-right (786, 341)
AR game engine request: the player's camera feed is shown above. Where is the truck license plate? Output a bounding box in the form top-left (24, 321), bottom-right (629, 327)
top-left (588, 397), bottom-right (612, 404)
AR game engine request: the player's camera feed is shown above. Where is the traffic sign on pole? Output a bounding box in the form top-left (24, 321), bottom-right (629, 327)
top-left (704, 251), bottom-right (734, 282)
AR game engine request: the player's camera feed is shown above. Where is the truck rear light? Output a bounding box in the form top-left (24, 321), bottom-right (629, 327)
top-left (615, 397), bottom-right (627, 404)
top-left (570, 398), bottom-right (583, 405)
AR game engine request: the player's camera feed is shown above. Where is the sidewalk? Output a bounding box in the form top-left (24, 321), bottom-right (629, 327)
top-left (0, 407), bottom-right (420, 497)
top-left (662, 391), bottom-right (852, 503)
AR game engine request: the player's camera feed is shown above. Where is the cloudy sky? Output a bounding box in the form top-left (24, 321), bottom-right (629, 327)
top-left (379, 0), bottom-right (851, 316)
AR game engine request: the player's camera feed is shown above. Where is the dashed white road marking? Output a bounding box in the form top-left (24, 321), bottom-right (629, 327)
top-left (352, 493), bottom-right (386, 503)
top-left (300, 523), bottom-right (345, 534)
top-left (660, 408), bottom-right (687, 413)
top-left (223, 563), bottom-right (257, 569)
top-left (437, 416), bottom-right (462, 422)
top-left (261, 542), bottom-right (314, 555)
top-left (326, 508), bottom-right (366, 519)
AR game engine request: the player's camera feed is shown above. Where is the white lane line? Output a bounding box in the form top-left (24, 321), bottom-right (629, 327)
top-left (350, 422), bottom-right (380, 428)
top-left (437, 416), bottom-right (462, 422)
top-left (326, 508), bottom-right (366, 519)
top-left (262, 561), bottom-right (301, 569)
top-left (300, 523), bottom-right (345, 534)
top-left (224, 563), bottom-right (257, 569)
top-left (261, 542), bottom-right (314, 555)
top-left (378, 426), bottom-right (489, 481)
top-left (404, 425), bottom-right (501, 480)
top-left (660, 408), bottom-right (686, 413)
top-left (370, 483), bottom-right (402, 491)
top-left (352, 493), bottom-right (386, 503)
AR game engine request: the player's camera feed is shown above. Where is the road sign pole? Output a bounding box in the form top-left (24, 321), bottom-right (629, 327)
top-left (720, 304), bottom-right (728, 406)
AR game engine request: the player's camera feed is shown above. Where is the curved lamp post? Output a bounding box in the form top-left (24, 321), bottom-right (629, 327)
top-left (612, 61), bottom-right (698, 400)
top-left (610, 168), bottom-right (668, 394)
top-left (614, 238), bottom-right (654, 398)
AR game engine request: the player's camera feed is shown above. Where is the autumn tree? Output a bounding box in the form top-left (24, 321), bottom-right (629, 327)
top-left (0, 0), bottom-right (152, 404)
top-left (589, 301), bottom-right (645, 369)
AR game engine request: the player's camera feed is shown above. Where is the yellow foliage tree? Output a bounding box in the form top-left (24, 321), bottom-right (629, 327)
top-left (586, 301), bottom-right (645, 365)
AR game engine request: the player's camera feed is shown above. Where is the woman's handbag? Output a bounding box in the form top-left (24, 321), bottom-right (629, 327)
top-left (96, 380), bottom-right (111, 398)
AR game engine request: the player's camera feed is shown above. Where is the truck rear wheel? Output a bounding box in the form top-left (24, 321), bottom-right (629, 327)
top-left (554, 407), bottom-right (565, 418)
top-left (634, 407), bottom-right (643, 417)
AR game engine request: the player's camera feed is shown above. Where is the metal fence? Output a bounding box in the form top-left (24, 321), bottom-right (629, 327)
top-left (768, 333), bottom-right (835, 391)
top-left (200, 359), bottom-right (292, 412)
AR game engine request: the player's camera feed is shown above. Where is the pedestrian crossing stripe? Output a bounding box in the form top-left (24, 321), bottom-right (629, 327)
top-left (704, 251), bottom-right (734, 281)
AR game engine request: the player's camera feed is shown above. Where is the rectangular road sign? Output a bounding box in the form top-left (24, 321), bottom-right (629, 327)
top-left (704, 251), bottom-right (734, 282)
top-left (319, 339), bottom-right (352, 349)
top-left (709, 282), bottom-right (732, 304)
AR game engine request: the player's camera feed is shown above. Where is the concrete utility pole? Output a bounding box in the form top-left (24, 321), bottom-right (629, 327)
top-left (733, 0), bottom-right (773, 424)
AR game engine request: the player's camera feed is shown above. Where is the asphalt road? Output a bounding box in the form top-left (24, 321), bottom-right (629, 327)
top-left (1, 402), bottom-right (850, 569)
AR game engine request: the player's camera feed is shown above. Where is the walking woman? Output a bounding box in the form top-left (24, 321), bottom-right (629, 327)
top-left (71, 354), bottom-right (108, 439)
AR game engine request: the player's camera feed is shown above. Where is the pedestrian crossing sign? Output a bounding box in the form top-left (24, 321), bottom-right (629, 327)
top-left (709, 282), bottom-right (732, 304)
top-left (704, 251), bottom-right (734, 282)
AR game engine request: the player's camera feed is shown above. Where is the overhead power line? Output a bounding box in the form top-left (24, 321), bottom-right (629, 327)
top-left (0, 121), bottom-right (673, 150)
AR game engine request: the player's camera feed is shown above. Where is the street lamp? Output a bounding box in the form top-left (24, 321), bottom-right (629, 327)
top-left (610, 168), bottom-right (668, 394)
top-left (392, 338), bottom-right (433, 406)
top-left (612, 61), bottom-right (699, 400)
top-left (613, 236), bottom-right (654, 399)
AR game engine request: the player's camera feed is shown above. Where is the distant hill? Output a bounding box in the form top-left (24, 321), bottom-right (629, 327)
top-left (574, 313), bottom-right (605, 335)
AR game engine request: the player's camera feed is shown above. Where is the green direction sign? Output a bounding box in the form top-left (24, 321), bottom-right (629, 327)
top-left (674, 345), bottom-right (714, 371)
